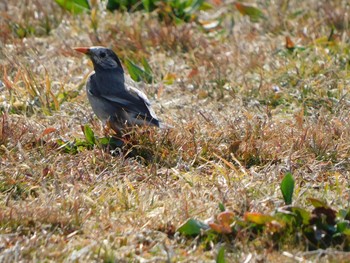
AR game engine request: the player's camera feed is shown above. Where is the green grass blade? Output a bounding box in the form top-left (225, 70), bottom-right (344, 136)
top-left (281, 172), bottom-right (295, 205)
top-left (54, 0), bottom-right (90, 14)
top-left (216, 246), bottom-right (226, 263)
top-left (83, 124), bottom-right (96, 146)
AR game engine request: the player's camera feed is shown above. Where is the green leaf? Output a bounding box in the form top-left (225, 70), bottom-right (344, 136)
top-left (106, 0), bottom-right (119, 11)
top-left (141, 57), bottom-right (153, 74)
top-left (55, 0), bottom-right (90, 14)
top-left (342, 228), bottom-right (350, 236)
top-left (125, 59), bottom-right (153, 83)
top-left (83, 125), bottom-right (96, 145)
top-left (281, 172), bottom-right (294, 205)
top-left (184, 0), bottom-right (204, 14)
top-left (291, 207), bottom-right (310, 225)
top-left (234, 3), bottom-right (265, 23)
top-left (98, 137), bottom-right (111, 146)
top-left (337, 221), bottom-right (350, 234)
top-left (106, 0), bottom-right (138, 11)
top-left (177, 218), bottom-right (209, 236)
top-left (338, 209), bottom-right (350, 220)
top-left (198, 1), bottom-right (214, 11)
top-left (219, 202), bottom-right (225, 212)
top-left (142, 0), bottom-right (151, 12)
top-left (307, 197), bottom-right (328, 208)
top-left (98, 136), bottom-right (124, 149)
top-left (216, 246), bottom-right (226, 263)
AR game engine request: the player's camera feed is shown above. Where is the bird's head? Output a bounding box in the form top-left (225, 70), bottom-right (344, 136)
top-left (74, 46), bottom-right (124, 72)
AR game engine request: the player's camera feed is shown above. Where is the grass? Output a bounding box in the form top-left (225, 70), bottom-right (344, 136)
top-left (1, 0), bottom-right (350, 261)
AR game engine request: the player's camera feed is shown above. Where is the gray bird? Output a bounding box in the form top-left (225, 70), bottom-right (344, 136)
top-left (74, 46), bottom-right (164, 133)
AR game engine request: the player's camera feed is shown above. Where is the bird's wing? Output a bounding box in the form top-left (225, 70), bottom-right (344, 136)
top-left (88, 73), bottom-right (160, 125)
top-left (88, 74), bottom-right (145, 112)
top-left (125, 85), bottom-right (159, 119)
top-left (99, 85), bottom-right (159, 122)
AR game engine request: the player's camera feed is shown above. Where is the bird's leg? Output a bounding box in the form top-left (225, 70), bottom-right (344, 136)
top-left (105, 119), bottom-right (122, 138)
top-left (102, 120), bottom-right (125, 149)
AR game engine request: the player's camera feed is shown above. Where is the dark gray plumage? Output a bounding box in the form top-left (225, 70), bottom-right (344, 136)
top-left (74, 46), bottom-right (163, 132)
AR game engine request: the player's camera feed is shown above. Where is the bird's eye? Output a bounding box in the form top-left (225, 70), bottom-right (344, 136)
top-left (100, 52), bottom-right (106, 58)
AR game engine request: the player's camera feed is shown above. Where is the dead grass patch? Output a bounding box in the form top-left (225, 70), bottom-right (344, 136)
top-left (1, 0), bottom-right (350, 261)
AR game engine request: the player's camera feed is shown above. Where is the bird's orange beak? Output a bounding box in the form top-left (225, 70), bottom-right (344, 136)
top-left (73, 47), bottom-right (90, 54)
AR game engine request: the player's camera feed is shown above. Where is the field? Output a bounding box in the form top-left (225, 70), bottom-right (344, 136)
top-left (1, 0), bottom-right (350, 261)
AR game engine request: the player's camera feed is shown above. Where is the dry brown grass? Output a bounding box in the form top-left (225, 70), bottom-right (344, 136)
top-left (1, 0), bottom-right (350, 261)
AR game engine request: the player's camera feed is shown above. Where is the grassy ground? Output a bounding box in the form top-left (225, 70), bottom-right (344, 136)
top-left (1, 0), bottom-right (350, 261)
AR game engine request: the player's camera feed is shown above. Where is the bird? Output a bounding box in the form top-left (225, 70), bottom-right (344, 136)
top-left (73, 46), bottom-right (165, 134)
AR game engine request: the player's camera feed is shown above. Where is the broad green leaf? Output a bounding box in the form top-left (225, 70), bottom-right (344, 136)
top-left (83, 124), bottom-right (96, 145)
top-left (307, 197), bottom-right (328, 208)
top-left (55, 0), bottom-right (90, 14)
top-left (107, 0), bottom-right (157, 12)
top-left (125, 59), bottom-right (153, 83)
top-left (291, 207), bottom-right (310, 225)
top-left (106, 0), bottom-right (138, 11)
top-left (216, 246), bottom-right (226, 263)
top-left (337, 221), bottom-right (350, 234)
top-left (142, 0), bottom-right (151, 12)
top-left (106, 0), bottom-right (119, 11)
top-left (177, 218), bottom-right (208, 236)
top-left (338, 209), bottom-right (350, 220)
top-left (281, 172), bottom-right (294, 205)
top-left (234, 3), bottom-right (265, 23)
top-left (98, 137), bottom-right (110, 146)
top-left (98, 136), bottom-right (124, 148)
